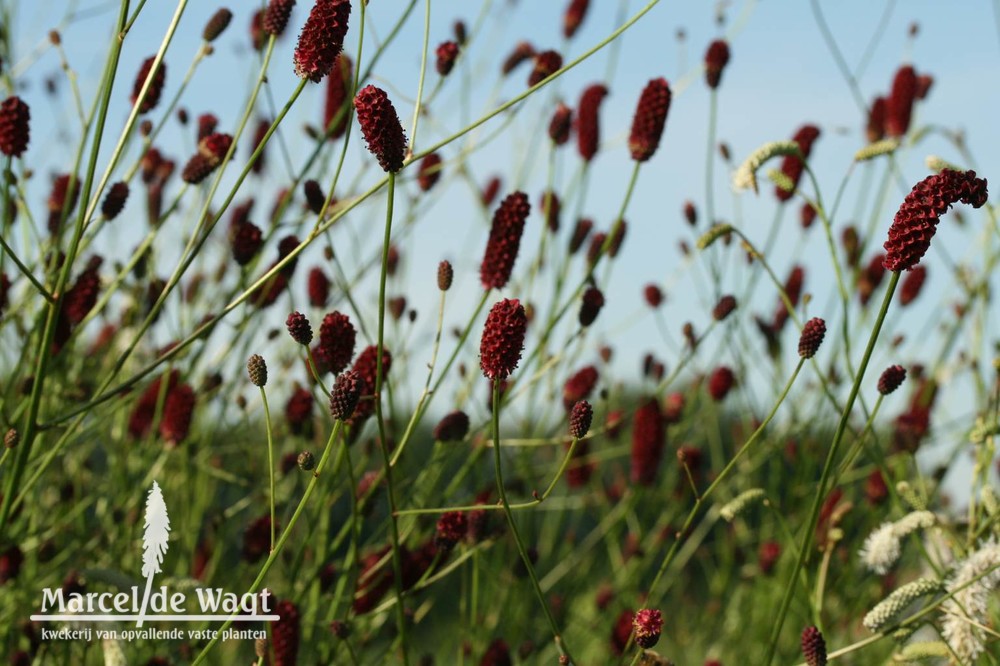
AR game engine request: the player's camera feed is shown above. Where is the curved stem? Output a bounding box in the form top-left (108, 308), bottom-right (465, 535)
top-left (259, 386), bottom-right (276, 551)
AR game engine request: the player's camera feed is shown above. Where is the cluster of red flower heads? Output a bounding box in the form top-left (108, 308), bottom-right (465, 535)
top-left (128, 370), bottom-right (197, 446)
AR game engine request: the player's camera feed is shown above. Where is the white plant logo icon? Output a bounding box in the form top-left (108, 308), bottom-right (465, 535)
top-left (136, 481), bottom-right (170, 628)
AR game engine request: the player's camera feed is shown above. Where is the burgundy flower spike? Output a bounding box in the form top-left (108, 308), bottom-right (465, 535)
top-left (354, 85), bottom-right (406, 173)
top-left (293, 0), bottom-right (351, 83)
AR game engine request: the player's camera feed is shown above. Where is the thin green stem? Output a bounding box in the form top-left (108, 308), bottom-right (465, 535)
top-left (765, 271), bottom-right (901, 664)
top-left (492, 380), bottom-right (575, 664)
top-left (407, 0), bottom-right (432, 155)
top-left (259, 386), bottom-right (276, 551)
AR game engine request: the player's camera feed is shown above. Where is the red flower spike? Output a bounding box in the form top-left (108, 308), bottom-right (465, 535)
top-left (916, 73), bottom-right (933, 100)
top-left (285, 387), bottom-right (314, 434)
top-left (345, 344), bottom-right (392, 427)
top-left (264, 0), bottom-right (296, 37)
top-left (196, 114), bottom-right (218, 142)
top-left (631, 397), bottom-right (665, 486)
top-left (229, 220), bottom-right (263, 265)
top-left (798, 317), bottom-right (826, 359)
top-left (317, 311), bottom-right (356, 375)
top-left (632, 608), bottom-right (663, 649)
top-left (286, 312), bottom-right (313, 345)
top-left (433, 410), bottom-right (469, 441)
top-left (249, 118), bottom-right (270, 174)
top-left (418, 152), bottom-right (443, 192)
top-left (47, 174), bottom-right (81, 235)
top-left (437, 260), bottom-right (453, 291)
top-left (683, 200), bottom-right (697, 226)
top-left (480, 299), bottom-right (528, 381)
top-left (611, 609), bottom-right (635, 655)
top-left (131, 57), bottom-right (166, 113)
top-left (643, 284), bottom-right (663, 308)
top-left (293, 0), bottom-right (351, 83)
top-left (801, 626), bottom-right (828, 666)
top-left (354, 85), bottom-right (406, 173)
top-left (128, 371), bottom-right (179, 439)
top-left (883, 169), bottom-right (987, 272)
top-left (273, 600), bottom-right (300, 666)
top-left (549, 102), bottom-right (572, 146)
top-left (329, 370), bottom-right (362, 421)
top-left (101, 182), bottom-right (129, 220)
top-left (568, 217), bottom-right (593, 255)
top-left (878, 365), bottom-right (906, 395)
top-left (303, 179), bottom-right (326, 214)
top-left (159, 384), bottom-right (196, 445)
top-left (569, 400), bottom-right (593, 438)
top-left (562, 365), bottom-right (598, 410)
top-left (307, 266), bottom-right (330, 307)
top-left (704, 40), bottom-right (730, 89)
top-left (0, 96), bottom-right (30, 157)
top-left (563, 0), bottom-right (590, 38)
top-left (886, 65), bottom-right (917, 138)
top-left (775, 124), bottom-right (820, 202)
top-left (713, 294), bottom-right (737, 321)
top-left (323, 54), bottom-right (353, 139)
top-left (576, 83), bottom-right (608, 162)
top-left (578, 286), bottom-right (604, 327)
top-left (501, 41), bottom-right (535, 75)
top-left (481, 175), bottom-right (502, 207)
top-left (629, 78), bottom-right (671, 162)
top-left (203, 8), bottom-right (233, 42)
top-left (250, 9), bottom-right (266, 51)
top-left (481, 639), bottom-right (512, 666)
top-left (480, 192), bottom-right (530, 290)
top-left (539, 190), bottom-right (560, 232)
top-left (528, 50), bottom-right (562, 87)
top-left (899, 264), bottom-right (927, 306)
top-left (866, 96), bottom-right (887, 143)
top-left (800, 202), bottom-right (817, 229)
top-left (436, 40), bottom-right (459, 76)
top-left (707, 366), bottom-right (735, 401)
top-left (435, 512), bottom-right (467, 549)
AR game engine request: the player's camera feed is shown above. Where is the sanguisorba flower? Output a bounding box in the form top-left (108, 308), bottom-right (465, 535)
top-left (898, 264), bottom-right (927, 305)
top-left (323, 54), bottom-right (353, 139)
top-left (435, 40), bottom-right (459, 76)
top-left (317, 311), bottom-right (356, 375)
top-left (272, 599), bottom-right (300, 666)
top-left (798, 317), bottom-right (826, 359)
top-left (480, 299), bottom-right (528, 381)
top-left (562, 365), bottom-right (598, 410)
top-left (0, 96), bottom-right (30, 157)
top-left (883, 169), bottom-right (988, 272)
top-left (328, 370), bottom-right (362, 421)
top-left (354, 84), bottom-right (406, 173)
top-left (628, 77), bottom-right (671, 162)
top-left (576, 83), bottom-right (608, 162)
top-left (703, 39), bottom-right (730, 89)
top-left (801, 626), bottom-right (827, 666)
top-left (775, 124), bottom-right (820, 202)
top-left (528, 50), bottom-right (562, 87)
top-left (549, 102), bottom-right (572, 146)
top-left (293, 0), bottom-right (351, 83)
top-left (886, 65), bottom-right (917, 138)
top-left (630, 397), bottom-right (665, 486)
top-left (480, 191), bottom-right (530, 290)
top-left (877, 364), bottom-right (906, 395)
top-left (263, 0), bottom-right (296, 37)
top-left (563, 0), bottom-right (590, 38)
top-left (866, 96), bottom-right (887, 143)
top-left (131, 56), bottom-right (166, 113)
top-left (632, 608), bottom-right (663, 649)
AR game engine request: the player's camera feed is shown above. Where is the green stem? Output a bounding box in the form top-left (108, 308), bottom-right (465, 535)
top-left (259, 386), bottom-right (275, 551)
top-left (492, 379), bottom-right (575, 664)
top-left (764, 271), bottom-right (900, 664)
top-left (373, 171), bottom-right (410, 665)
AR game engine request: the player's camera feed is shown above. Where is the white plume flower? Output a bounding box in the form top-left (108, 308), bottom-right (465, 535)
top-left (941, 537), bottom-right (1000, 662)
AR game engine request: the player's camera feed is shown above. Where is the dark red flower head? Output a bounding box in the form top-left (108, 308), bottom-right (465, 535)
top-left (562, 365), bottom-right (598, 410)
top-left (286, 387), bottom-right (314, 433)
top-left (433, 410), bottom-right (470, 441)
top-left (273, 599), bottom-right (300, 666)
top-left (643, 284), bottom-right (664, 308)
top-left (131, 56), bottom-right (166, 113)
top-left (324, 54), bottom-right (353, 139)
top-left (628, 77), bottom-right (671, 162)
top-left (707, 366), bottom-right (735, 401)
top-left (886, 65), bottom-right (917, 138)
top-left (480, 191), bottom-right (530, 290)
top-left (308, 266), bottom-right (330, 306)
top-left (346, 344), bottom-right (392, 426)
top-left (159, 383), bottom-right (195, 445)
top-left (264, 0), bottom-right (296, 37)
top-left (317, 311), bottom-right (357, 375)
top-left (883, 169), bottom-right (988, 272)
top-left (576, 83), bottom-right (608, 162)
top-left (480, 299), bottom-right (527, 381)
top-left (480, 638), bottom-right (511, 666)
top-left (549, 102), bottom-right (572, 146)
top-left (0, 96), bottom-right (30, 157)
top-left (568, 217), bottom-right (592, 254)
top-left (418, 152), bottom-right (443, 192)
top-left (293, 0), bottom-right (351, 83)
top-left (101, 182), bottom-right (129, 220)
top-left (563, 0), bottom-right (590, 38)
top-left (501, 41), bottom-right (535, 75)
top-left (528, 50), bottom-right (562, 87)
top-left (801, 626), bottom-right (828, 666)
top-left (899, 264), bottom-right (927, 305)
top-left (329, 369), bottom-right (362, 421)
top-left (877, 364), bottom-right (906, 395)
top-left (250, 9), bottom-right (267, 50)
top-left (569, 400), bottom-right (593, 438)
top-left (354, 84), bottom-right (406, 172)
top-left (866, 96), bottom-right (887, 143)
top-left (435, 511), bottom-right (467, 549)
top-left (611, 609), bottom-right (635, 655)
top-left (798, 317), bottom-right (826, 359)
top-left (632, 608), bottom-right (663, 649)
top-left (229, 219), bottom-right (263, 265)
top-left (713, 294), bottom-right (737, 321)
top-left (203, 8), bottom-right (233, 42)
top-left (437, 260), bottom-right (453, 291)
top-left (436, 40), bottom-right (459, 76)
top-left (775, 124), bottom-right (820, 202)
top-left (286, 311), bottom-right (313, 345)
top-left (539, 190), bottom-right (560, 232)
top-left (704, 40), bottom-right (730, 89)
top-left (578, 286), bottom-right (604, 327)
top-left (631, 397), bottom-right (665, 486)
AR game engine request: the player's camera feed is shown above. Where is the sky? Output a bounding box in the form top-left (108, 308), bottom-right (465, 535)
top-left (6, 0), bottom-right (1000, 488)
